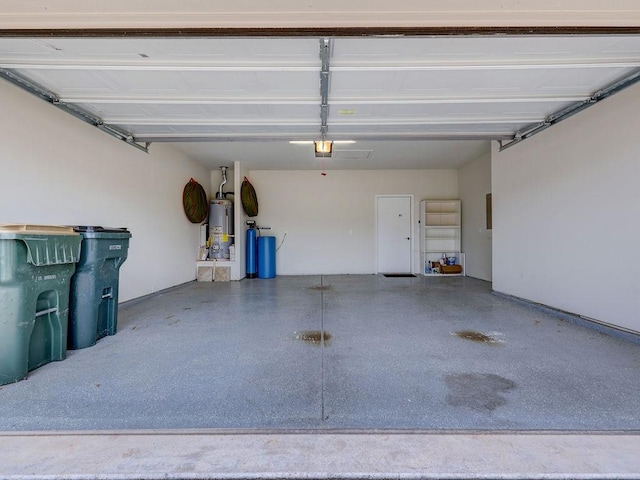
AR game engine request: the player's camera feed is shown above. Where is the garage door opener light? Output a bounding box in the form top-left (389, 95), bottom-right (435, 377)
top-left (314, 140), bottom-right (333, 158)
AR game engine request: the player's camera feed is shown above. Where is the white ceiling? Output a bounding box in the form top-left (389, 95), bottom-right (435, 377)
top-left (1, 35), bottom-right (639, 170)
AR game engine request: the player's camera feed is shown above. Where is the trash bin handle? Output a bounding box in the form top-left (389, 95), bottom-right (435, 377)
top-left (35, 307), bottom-right (58, 318)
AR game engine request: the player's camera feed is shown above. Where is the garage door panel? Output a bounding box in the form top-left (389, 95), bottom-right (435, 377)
top-left (330, 67), bottom-right (640, 99)
top-left (78, 102), bottom-right (320, 123)
top-left (121, 123), bottom-right (320, 136)
top-left (10, 68), bottom-right (320, 100)
top-left (327, 100), bottom-right (579, 123)
top-left (332, 36), bottom-right (640, 65)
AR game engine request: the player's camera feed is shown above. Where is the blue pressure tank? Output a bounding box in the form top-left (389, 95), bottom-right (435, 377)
top-left (257, 236), bottom-right (276, 279)
top-left (246, 227), bottom-right (257, 279)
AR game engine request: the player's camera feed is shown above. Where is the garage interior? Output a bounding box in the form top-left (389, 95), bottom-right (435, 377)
top-left (1, 12), bottom-right (640, 479)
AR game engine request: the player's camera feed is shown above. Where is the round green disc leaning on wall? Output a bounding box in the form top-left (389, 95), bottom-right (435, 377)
top-left (182, 178), bottom-right (208, 223)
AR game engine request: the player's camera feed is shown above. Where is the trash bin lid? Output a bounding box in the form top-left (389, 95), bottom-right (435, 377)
top-left (0, 224), bottom-right (78, 236)
top-left (73, 226), bottom-right (130, 234)
top-left (0, 224), bottom-right (81, 265)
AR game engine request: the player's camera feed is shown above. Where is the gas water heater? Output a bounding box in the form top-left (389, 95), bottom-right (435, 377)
top-left (209, 166), bottom-right (234, 259)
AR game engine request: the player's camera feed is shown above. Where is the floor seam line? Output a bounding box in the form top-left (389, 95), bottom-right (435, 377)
top-left (321, 274), bottom-right (326, 422)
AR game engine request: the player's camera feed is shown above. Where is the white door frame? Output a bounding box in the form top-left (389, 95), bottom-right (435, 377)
top-left (375, 194), bottom-right (414, 274)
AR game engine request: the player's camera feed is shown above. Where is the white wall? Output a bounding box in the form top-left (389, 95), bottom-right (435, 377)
top-left (234, 162), bottom-right (250, 280)
top-left (0, 80), bottom-right (211, 302)
top-left (492, 82), bottom-right (640, 333)
top-left (459, 152), bottom-right (492, 281)
top-left (247, 169), bottom-right (458, 275)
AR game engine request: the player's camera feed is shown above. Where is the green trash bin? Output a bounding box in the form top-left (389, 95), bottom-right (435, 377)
top-left (0, 224), bottom-right (82, 386)
top-left (68, 226), bottom-right (131, 350)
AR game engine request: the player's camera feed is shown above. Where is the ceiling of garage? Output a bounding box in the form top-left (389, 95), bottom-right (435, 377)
top-left (1, 35), bottom-right (639, 170)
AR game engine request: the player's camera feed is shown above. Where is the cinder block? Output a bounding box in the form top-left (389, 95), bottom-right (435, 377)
top-left (214, 266), bottom-right (231, 282)
top-left (197, 266), bottom-right (213, 282)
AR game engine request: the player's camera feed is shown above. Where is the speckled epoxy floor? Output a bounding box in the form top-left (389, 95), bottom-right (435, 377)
top-left (1, 275), bottom-right (639, 431)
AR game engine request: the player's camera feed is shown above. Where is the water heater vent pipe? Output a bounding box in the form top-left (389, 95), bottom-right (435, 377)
top-left (217, 166), bottom-right (228, 199)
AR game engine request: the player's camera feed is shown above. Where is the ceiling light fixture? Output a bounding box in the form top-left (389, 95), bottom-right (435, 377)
top-left (314, 140), bottom-right (333, 157)
top-left (289, 140), bottom-right (356, 145)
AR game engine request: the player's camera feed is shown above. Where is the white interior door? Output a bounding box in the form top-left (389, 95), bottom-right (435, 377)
top-left (376, 196), bottom-right (412, 273)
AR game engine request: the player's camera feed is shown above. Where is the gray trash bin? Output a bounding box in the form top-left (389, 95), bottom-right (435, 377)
top-left (68, 226), bottom-right (131, 350)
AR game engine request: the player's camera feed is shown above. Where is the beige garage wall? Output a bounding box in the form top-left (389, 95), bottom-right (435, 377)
top-left (246, 169), bottom-right (458, 275)
top-left (459, 152), bottom-right (492, 282)
top-left (0, 80), bottom-right (211, 302)
top-left (492, 82), bottom-right (640, 333)
top-left (0, 0), bottom-right (639, 28)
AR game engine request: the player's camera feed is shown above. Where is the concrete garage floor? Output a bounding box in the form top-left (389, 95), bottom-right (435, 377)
top-left (1, 275), bottom-right (639, 431)
top-left (2, 275), bottom-right (640, 479)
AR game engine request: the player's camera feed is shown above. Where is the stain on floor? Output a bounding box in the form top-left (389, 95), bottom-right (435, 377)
top-left (445, 373), bottom-right (516, 412)
top-left (308, 285), bottom-right (332, 291)
top-left (294, 330), bottom-right (332, 346)
top-left (454, 330), bottom-right (502, 345)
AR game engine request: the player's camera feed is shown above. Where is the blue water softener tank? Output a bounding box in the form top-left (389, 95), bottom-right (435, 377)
top-left (257, 236), bottom-right (276, 279)
top-left (246, 227), bottom-right (257, 279)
